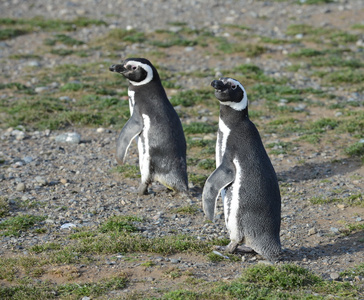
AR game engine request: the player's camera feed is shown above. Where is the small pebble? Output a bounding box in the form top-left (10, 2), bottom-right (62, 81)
top-left (16, 182), bottom-right (26, 192)
top-left (170, 259), bottom-right (180, 264)
top-left (55, 132), bottom-right (81, 144)
top-left (330, 272), bottom-right (340, 281)
top-left (308, 227), bottom-right (317, 236)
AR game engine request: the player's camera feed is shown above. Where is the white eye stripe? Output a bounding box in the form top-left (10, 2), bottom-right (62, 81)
top-left (125, 61), bottom-right (153, 86)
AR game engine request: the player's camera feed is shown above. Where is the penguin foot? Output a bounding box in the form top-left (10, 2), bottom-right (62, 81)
top-left (137, 183), bottom-right (149, 196)
top-left (214, 244), bottom-right (255, 254)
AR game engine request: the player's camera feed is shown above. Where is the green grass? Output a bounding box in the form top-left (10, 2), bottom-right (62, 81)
top-left (0, 90), bottom-right (130, 130)
top-left (345, 142), bottom-right (364, 158)
top-left (197, 158), bottom-right (215, 170)
top-left (44, 33), bottom-right (84, 46)
top-left (183, 122), bottom-right (217, 134)
top-left (110, 164), bottom-right (140, 178)
top-left (0, 214), bottom-right (47, 237)
top-left (288, 48), bottom-right (324, 57)
top-left (352, 24), bottom-right (364, 31)
top-left (0, 16), bottom-right (107, 33)
top-left (188, 173), bottom-right (208, 188)
top-left (0, 197), bottom-right (9, 217)
top-left (316, 69), bottom-right (364, 84)
top-left (0, 28), bottom-right (30, 40)
top-left (0, 274), bottom-right (127, 300)
top-left (342, 223), bottom-right (364, 236)
top-left (266, 141), bottom-right (294, 155)
top-left (170, 205), bottom-right (200, 215)
top-left (99, 215), bottom-right (143, 233)
top-left (170, 89), bottom-right (213, 107)
top-left (240, 264), bottom-right (320, 289)
top-left (340, 263), bottom-right (364, 277)
top-left (309, 193), bottom-right (363, 207)
top-left (159, 264), bottom-right (360, 299)
top-left (30, 242), bottom-right (62, 254)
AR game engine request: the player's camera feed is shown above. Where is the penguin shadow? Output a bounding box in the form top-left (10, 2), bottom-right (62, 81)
top-left (281, 230), bottom-right (364, 263)
top-left (277, 158), bottom-right (362, 182)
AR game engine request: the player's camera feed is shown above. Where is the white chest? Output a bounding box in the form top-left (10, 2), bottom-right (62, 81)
top-left (224, 158), bottom-right (242, 237)
top-left (216, 118), bottom-right (231, 166)
top-left (138, 114), bottom-right (151, 181)
top-left (128, 90), bottom-right (135, 116)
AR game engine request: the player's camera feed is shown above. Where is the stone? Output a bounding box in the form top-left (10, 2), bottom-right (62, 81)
top-left (35, 176), bottom-right (47, 186)
top-left (330, 272), bottom-right (340, 281)
top-left (16, 182), bottom-right (26, 192)
top-left (330, 227), bottom-right (339, 234)
top-left (55, 132), bottom-right (81, 144)
top-left (308, 227), bottom-right (317, 236)
top-left (35, 86), bottom-right (49, 93)
top-left (170, 259), bottom-right (180, 264)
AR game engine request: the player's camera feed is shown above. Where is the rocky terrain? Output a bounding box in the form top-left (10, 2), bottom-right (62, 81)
top-left (0, 0), bottom-right (363, 299)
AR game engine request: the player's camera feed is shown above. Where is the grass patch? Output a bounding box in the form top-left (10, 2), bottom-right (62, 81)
top-left (208, 264), bottom-right (358, 299)
top-left (0, 92), bottom-right (130, 130)
top-left (0, 197), bottom-right (9, 217)
top-left (318, 69), bottom-right (364, 84)
top-left (0, 28), bottom-right (30, 40)
top-left (110, 164), bottom-right (140, 178)
top-left (187, 138), bottom-right (215, 149)
top-left (240, 264), bottom-right (320, 289)
top-left (310, 193), bottom-right (363, 207)
top-left (170, 205), bottom-right (200, 215)
top-left (29, 242), bottom-right (62, 254)
top-left (188, 173), bottom-right (208, 188)
top-left (183, 122), bottom-right (217, 134)
top-left (342, 223), bottom-right (364, 236)
top-left (299, 133), bottom-right (320, 144)
top-left (44, 34), bottom-right (84, 46)
top-left (66, 232), bottom-right (217, 256)
top-left (197, 158), bottom-right (215, 170)
top-left (352, 24), bottom-right (364, 31)
top-left (340, 263), bottom-right (364, 277)
top-left (266, 141), bottom-right (294, 155)
top-left (345, 142), bottom-right (364, 158)
top-left (0, 273), bottom-right (127, 299)
top-left (0, 16), bottom-right (106, 33)
top-left (289, 48), bottom-right (324, 57)
top-left (170, 89), bottom-right (213, 107)
top-left (216, 39), bottom-right (266, 57)
top-left (99, 215), bottom-right (143, 233)
top-left (0, 214), bottom-right (47, 237)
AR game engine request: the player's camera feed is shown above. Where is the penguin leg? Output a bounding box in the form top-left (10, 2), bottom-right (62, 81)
top-left (226, 241), bottom-right (239, 253)
top-left (116, 109), bottom-right (143, 165)
top-left (202, 159), bottom-right (235, 221)
top-left (137, 182), bottom-right (149, 195)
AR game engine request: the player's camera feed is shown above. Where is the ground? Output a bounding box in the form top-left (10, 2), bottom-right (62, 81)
top-left (0, 0), bottom-right (363, 299)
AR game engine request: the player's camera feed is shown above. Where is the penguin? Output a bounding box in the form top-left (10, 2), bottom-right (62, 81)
top-left (109, 58), bottom-right (188, 196)
top-left (202, 77), bottom-right (281, 261)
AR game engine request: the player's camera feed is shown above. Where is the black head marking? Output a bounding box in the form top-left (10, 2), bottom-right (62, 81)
top-left (211, 77), bottom-right (248, 111)
top-left (109, 58), bottom-right (157, 86)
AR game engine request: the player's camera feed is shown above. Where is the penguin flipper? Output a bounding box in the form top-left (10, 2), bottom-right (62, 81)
top-left (202, 160), bottom-right (235, 221)
top-left (116, 113), bottom-right (143, 164)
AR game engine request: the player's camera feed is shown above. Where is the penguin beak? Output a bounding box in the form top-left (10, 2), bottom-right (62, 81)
top-left (211, 80), bottom-right (227, 92)
top-left (109, 64), bottom-right (127, 73)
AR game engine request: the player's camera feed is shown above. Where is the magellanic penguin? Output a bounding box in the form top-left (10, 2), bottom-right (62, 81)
top-left (109, 58), bottom-right (188, 196)
top-left (202, 77), bottom-right (281, 261)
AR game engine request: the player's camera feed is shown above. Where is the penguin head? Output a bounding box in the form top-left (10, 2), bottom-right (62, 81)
top-left (109, 58), bottom-right (158, 86)
top-left (211, 77), bottom-right (248, 111)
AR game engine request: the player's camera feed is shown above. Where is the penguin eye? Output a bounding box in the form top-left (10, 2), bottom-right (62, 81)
top-left (132, 66), bottom-right (137, 70)
top-left (231, 85), bottom-right (237, 90)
